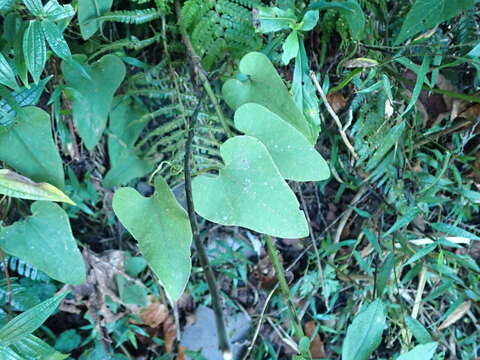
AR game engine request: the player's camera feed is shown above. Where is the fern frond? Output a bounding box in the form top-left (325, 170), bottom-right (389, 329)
top-left (98, 9), bottom-right (160, 24)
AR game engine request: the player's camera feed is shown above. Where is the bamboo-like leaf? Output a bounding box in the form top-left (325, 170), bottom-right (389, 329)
top-left (0, 169), bottom-right (74, 205)
top-left (0, 293), bottom-right (67, 346)
top-left (23, 20), bottom-right (46, 84)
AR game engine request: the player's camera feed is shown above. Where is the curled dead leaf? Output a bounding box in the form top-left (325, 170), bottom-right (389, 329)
top-left (326, 92), bottom-right (347, 113)
top-left (438, 301), bottom-right (471, 330)
top-left (138, 301), bottom-right (169, 328)
top-left (304, 320), bottom-right (326, 358)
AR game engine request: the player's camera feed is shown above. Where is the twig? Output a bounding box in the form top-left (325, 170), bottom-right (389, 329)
top-left (183, 94), bottom-right (231, 357)
top-left (310, 71), bottom-right (358, 159)
top-left (264, 235), bottom-right (308, 353)
top-left (175, 0), bottom-right (233, 137)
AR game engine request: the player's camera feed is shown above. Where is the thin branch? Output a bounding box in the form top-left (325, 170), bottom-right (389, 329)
top-left (183, 94), bottom-right (232, 358)
top-left (310, 71), bottom-right (359, 160)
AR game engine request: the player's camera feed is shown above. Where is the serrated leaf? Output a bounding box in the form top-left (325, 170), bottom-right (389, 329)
top-left (342, 299), bottom-right (386, 360)
top-left (0, 293), bottom-right (67, 346)
top-left (78, 0), bottom-right (113, 40)
top-left (112, 176), bottom-right (192, 301)
top-left (41, 19), bottom-right (71, 60)
top-left (0, 53), bottom-right (18, 90)
top-left (234, 103), bottom-right (329, 181)
top-left (23, 20), bottom-right (46, 84)
top-left (223, 52), bottom-right (317, 143)
top-left (395, 0), bottom-right (475, 44)
top-left (0, 169), bottom-right (74, 204)
top-left (397, 342), bottom-right (438, 360)
top-left (0, 106), bottom-right (65, 189)
top-left (0, 201), bottom-right (86, 284)
top-left (61, 55), bottom-right (125, 149)
top-left (193, 136), bottom-right (309, 239)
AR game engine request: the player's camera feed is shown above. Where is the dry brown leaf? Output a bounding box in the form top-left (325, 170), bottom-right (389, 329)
top-left (304, 320), bottom-right (326, 358)
top-left (326, 92), bottom-right (347, 113)
top-left (175, 345), bottom-right (187, 360)
top-left (138, 301), bottom-right (169, 328)
top-left (438, 301), bottom-right (471, 330)
top-left (163, 315), bottom-right (177, 353)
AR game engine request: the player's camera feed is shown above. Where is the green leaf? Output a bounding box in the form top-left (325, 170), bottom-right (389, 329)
top-left (23, 0), bottom-right (44, 16)
top-left (112, 176), bottom-right (192, 301)
top-left (299, 10), bottom-right (319, 31)
top-left (395, 0), bottom-right (475, 44)
top-left (309, 0), bottom-right (365, 40)
top-left (61, 55), bottom-right (125, 149)
top-left (41, 19), bottom-right (71, 60)
top-left (404, 243), bottom-right (437, 267)
top-left (0, 293), bottom-right (67, 346)
top-left (0, 202), bottom-right (86, 284)
top-left (293, 42), bottom-right (320, 125)
top-left (234, 104), bottom-right (329, 181)
top-left (397, 342), bottom-right (438, 360)
top-left (223, 52), bottom-right (317, 143)
top-left (402, 56), bottom-right (431, 115)
top-left (78, 0), bottom-right (113, 40)
top-left (281, 31), bottom-right (299, 65)
top-left (384, 207), bottom-right (420, 237)
top-left (431, 222), bottom-right (480, 240)
top-left (0, 169), bottom-right (74, 204)
top-left (256, 6), bottom-right (296, 33)
top-left (43, 0), bottom-right (75, 22)
top-left (115, 275), bottom-right (148, 306)
top-left (11, 334), bottom-right (68, 360)
top-left (0, 106), bottom-right (65, 189)
top-left (0, 53), bottom-right (18, 90)
top-left (22, 20), bottom-right (46, 84)
top-left (376, 253), bottom-right (394, 296)
top-left (342, 299), bottom-right (386, 360)
top-left (405, 316), bottom-right (433, 344)
top-left (192, 136), bottom-right (309, 239)
top-left (366, 122), bottom-right (405, 171)
top-left (103, 97), bottom-right (152, 188)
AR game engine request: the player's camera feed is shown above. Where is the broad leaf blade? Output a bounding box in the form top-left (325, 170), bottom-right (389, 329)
top-left (112, 176), bottom-right (192, 301)
top-left (41, 19), bottom-right (71, 60)
top-left (0, 106), bottom-right (65, 189)
top-left (0, 53), bottom-right (18, 90)
top-left (397, 342), bottom-right (438, 360)
top-left (0, 169), bottom-right (74, 204)
top-left (192, 136), bottom-right (309, 239)
top-left (342, 299), bottom-right (386, 360)
top-left (10, 334), bottom-right (68, 360)
top-left (78, 0), bottom-right (113, 40)
top-left (0, 293), bottom-right (67, 346)
top-left (0, 202), bottom-right (86, 284)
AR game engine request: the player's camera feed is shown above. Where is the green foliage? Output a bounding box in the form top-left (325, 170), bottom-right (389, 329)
top-left (0, 202), bottom-right (86, 285)
top-left (78, 0), bottom-right (113, 40)
top-left (397, 342), bottom-right (438, 360)
top-left (342, 299), bottom-right (386, 360)
top-left (61, 54), bottom-right (126, 149)
top-left (112, 176), bottom-right (192, 301)
top-left (192, 136), bottom-right (309, 238)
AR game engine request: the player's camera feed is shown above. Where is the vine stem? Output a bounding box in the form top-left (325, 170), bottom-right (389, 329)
top-left (183, 96), bottom-right (231, 358)
top-left (264, 235), bottom-right (310, 356)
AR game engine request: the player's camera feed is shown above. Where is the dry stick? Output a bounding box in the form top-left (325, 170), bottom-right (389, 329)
top-left (183, 96), bottom-right (231, 358)
top-left (264, 236), bottom-right (307, 345)
top-left (175, 0), bottom-right (233, 138)
top-left (310, 71), bottom-right (359, 160)
top-left (0, 249), bottom-right (11, 320)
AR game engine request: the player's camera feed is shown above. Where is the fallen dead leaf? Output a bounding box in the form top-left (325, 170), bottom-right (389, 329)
top-left (438, 301), bottom-right (471, 330)
top-left (175, 345), bottom-right (187, 360)
top-left (138, 301), bottom-right (169, 328)
top-left (304, 320), bottom-right (326, 358)
top-left (163, 315), bottom-right (177, 353)
top-left (326, 92), bottom-right (347, 113)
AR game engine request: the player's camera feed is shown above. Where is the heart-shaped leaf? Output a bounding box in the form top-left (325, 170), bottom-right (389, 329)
top-left (103, 97), bottom-right (152, 187)
top-left (61, 54), bottom-right (125, 149)
top-left (112, 176), bottom-right (192, 301)
top-left (234, 103), bottom-right (329, 182)
top-left (192, 136), bottom-right (309, 238)
top-left (0, 106), bottom-right (65, 189)
top-left (0, 202), bottom-right (86, 285)
top-left (222, 52), bottom-right (317, 144)
top-left (0, 169), bottom-right (74, 204)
